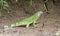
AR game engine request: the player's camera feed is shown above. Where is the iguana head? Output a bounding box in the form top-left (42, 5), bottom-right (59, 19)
top-left (38, 11), bottom-right (43, 14)
top-left (37, 11), bottom-right (43, 16)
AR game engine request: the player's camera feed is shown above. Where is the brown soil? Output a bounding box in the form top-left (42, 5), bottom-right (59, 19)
top-left (0, 0), bottom-right (60, 36)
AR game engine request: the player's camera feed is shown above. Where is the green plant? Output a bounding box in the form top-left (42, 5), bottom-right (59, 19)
top-left (29, 0), bottom-right (48, 12)
top-left (29, 0), bottom-right (32, 7)
top-left (0, 0), bottom-right (9, 16)
top-left (43, 0), bottom-right (48, 12)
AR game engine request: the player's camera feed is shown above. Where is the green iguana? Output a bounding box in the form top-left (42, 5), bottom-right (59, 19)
top-left (4, 11), bottom-right (43, 29)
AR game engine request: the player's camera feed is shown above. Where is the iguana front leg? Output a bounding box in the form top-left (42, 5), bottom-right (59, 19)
top-left (33, 20), bottom-right (37, 27)
top-left (26, 24), bottom-right (30, 28)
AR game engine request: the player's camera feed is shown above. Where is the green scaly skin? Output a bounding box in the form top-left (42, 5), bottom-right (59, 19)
top-left (10, 11), bottom-right (43, 28)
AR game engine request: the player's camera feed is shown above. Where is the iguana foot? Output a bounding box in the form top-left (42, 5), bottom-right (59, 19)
top-left (26, 24), bottom-right (30, 28)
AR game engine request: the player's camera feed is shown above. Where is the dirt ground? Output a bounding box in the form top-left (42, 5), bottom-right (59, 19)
top-left (0, 0), bottom-right (60, 36)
